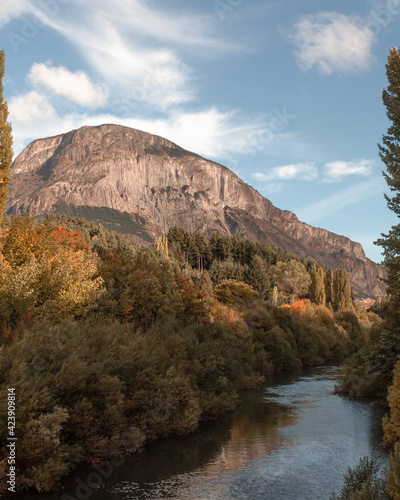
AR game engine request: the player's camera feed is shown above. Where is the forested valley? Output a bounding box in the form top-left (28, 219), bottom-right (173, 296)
top-left (0, 213), bottom-right (381, 492)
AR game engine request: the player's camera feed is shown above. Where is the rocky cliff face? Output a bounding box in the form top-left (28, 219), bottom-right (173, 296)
top-left (6, 124), bottom-right (386, 297)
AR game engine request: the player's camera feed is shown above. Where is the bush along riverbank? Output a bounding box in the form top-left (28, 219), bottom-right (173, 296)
top-left (0, 215), bottom-right (380, 492)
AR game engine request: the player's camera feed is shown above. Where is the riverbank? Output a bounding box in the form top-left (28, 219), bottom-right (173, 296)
top-left (0, 304), bottom-right (355, 493)
top-left (5, 366), bottom-right (388, 500)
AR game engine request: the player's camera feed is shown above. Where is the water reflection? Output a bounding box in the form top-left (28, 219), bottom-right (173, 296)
top-left (10, 366), bottom-right (388, 500)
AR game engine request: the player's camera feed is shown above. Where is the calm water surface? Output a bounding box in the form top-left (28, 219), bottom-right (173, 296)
top-left (11, 366), bottom-right (388, 500)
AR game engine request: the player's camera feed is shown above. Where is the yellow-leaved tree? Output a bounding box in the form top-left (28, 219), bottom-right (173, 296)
top-left (0, 50), bottom-right (13, 223)
top-left (0, 215), bottom-right (104, 326)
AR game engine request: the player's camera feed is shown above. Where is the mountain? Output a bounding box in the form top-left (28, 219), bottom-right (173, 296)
top-left (6, 123), bottom-right (386, 297)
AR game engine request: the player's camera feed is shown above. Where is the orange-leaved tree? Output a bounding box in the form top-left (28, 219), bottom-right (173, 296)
top-left (0, 215), bottom-right (104, 324)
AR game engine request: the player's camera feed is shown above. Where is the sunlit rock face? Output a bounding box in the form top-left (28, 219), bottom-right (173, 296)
top-left (7, 123), bottom-right (386, 297)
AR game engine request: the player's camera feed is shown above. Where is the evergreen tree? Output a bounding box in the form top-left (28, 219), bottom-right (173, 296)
top-left (197, 269), bottom-right (213, 297)
top-left (325, 269), bottom-right (334, 307)
top-left (229, 234), bottom-right (247, 264)
top-left (209, 258), bottom-right (246, 285)
top-left (0, 50), bottom-right (13, 223)
top-left (309, 264), bottom-right (326, 305)
top-left (376, 46), bottom-right (400, 333)
top-left (245, 254), bottom-right (270, 299)
top-left (315, 267), bottom-right (327, 306)
top-left (309, 263), bottom-right (317, 300)
top-left (210, 232), bottom-right (232, 261)
top-left (333, 265), bottom-right (354, 312)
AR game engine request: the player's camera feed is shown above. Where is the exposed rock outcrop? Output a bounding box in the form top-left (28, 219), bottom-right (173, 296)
top-left (6, 124), bottom-right (386, 297)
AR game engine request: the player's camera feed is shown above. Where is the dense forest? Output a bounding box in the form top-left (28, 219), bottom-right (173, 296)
top-left (0, 212), bottom-right (380, 492)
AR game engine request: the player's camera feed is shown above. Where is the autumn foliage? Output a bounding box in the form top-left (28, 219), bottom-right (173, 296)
top-left (281, 299), bottom-right (331, 317)
top-left (0, 215), bottom-right (103, 326)
top-left (213, 279), bottom-right (258, 304)
top-left (289, 300), bottom-right (308, 315)
top-left (0, 216), bottom-right (373, 494)
top-left (175, 274), bottom-right (209, 323)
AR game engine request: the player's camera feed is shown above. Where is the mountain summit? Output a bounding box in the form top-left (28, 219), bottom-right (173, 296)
top-left (6, 123), bottom-right (386, 297)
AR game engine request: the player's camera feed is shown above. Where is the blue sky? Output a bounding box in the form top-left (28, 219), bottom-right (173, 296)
top-left (0, 0), bottom-right (399, 263)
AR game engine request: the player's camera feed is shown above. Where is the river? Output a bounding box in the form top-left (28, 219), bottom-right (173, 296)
top-left (9, 365), bottom-right (388, 500)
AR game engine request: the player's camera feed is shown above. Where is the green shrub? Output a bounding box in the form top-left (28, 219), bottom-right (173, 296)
top-left (387, 444), bottom-right (400, 500)
top-left (330, 457), bottom-right (390, 500)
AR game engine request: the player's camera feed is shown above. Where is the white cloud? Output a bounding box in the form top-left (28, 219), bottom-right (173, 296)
top-left (291, 12), bottom-right (376, 74)
top-left (9, 91), bottom-right (58, 126)
top-left (252, 162), bottom-right (318, 182)
top-left (8, 91), bottom-right (59, 153)
top-left (28, 62), bottom-right (108, 108)
top-left (41, 16), bottom-right (193, 110)
top-left (76, 0), bottom-right (230, 50)
top-left (295, 177), bottom-right (382, 224)
top-left (88, 28), bottom-right (193, 109)
top-left (0, 0), bottom-right (32, 27)
top-left (250, 158), bottom-right (375, 186)
top-left (323, 159), bottom-right (374, 181)
top-left (8, 101), bottom-right (268, 161)
top-left (28, 0), bottom-right (239, 110)
top-left (115, 108), bottom-right (267, 159)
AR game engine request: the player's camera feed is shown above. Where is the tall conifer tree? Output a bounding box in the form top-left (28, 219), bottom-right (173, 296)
top-left (0, 50), bottom-right (12, 223)
top-left (309, 264), bottom-right (326, 305)
top-left (315, 267), bottom-right (326, 306)
top-left (309, 264), bottom-right (317, 301)
top-left (333, 265), bottom-right (353, 312)
top-left (376, 46), bottom-right (400, 332)
top-left (246, 254), bottom-right (270, 299)
top-left (325, 269), bottom-right (334, 307)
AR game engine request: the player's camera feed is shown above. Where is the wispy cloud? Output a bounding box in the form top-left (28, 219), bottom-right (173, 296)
top-left (9, 91), bottom-right (58, 127)
top-left (323, 159), bottom-right (374, 181)
top-left (73, 0), bottom-right (230, 50)
top-left (9, 91), bottom-right (60, 152)
top-left (295, 177), bottom-right (382, 224)
top-left (41, 17), bottom-right (193, 110)
top-left (291, 12), bottom-right (375, 74)
top-left (122, 109), bottom-right (269, 159)
top-left (28, 62), bottom-right (108, 108)
top-left (8, 93), bottom-right (268, 160)
top-left (253, 162), bottom-right (318, 182)
top-left (0, 0), bottom-right (32, 28)
top-left (252, 158), bottom-right (375, 186)
top-left (26, 0), bottom-right (240, 110)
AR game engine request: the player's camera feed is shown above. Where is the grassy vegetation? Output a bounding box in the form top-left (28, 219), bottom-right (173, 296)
top-left (50, 202), bottom-right (153, 242)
